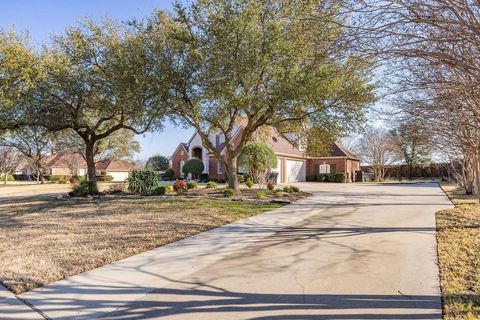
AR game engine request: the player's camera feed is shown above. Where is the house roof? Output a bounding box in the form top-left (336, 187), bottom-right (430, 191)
top-left (95, 159), bottom-right (142, 172)
top-left (330, 142), bottom-right (359, 160)
top-left (264, 127), bottom-right (305, 157)
top-left (43, 153), bottom-right (87, 169)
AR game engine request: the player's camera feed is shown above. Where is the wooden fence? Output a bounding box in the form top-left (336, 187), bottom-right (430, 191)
top-left (360, 163), bottom-right (451, 178)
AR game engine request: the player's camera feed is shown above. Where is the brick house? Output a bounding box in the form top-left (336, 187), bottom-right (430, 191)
top-left (25, 153), bottom-right (141, 182)
top-left (170, 125), bottom-right (360, 183)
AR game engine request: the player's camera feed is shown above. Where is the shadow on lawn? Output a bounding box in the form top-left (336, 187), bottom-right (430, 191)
top-left (2, 183), bottom-right (452, 319)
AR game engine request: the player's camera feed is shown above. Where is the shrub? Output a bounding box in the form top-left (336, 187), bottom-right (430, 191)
top-left (236, 174), bottom-right (245, 183)
top-left (173, 179), bottom-right (186, 191)
top-left (165, 185), bottom-right (173, 193)
top-left (186, 180), bottom-right (198, 189)
top-left (199, 173), bottom-right (209, 182)
top-left (162, 168), bottom-right (175, 180)
top-left (176, 187), bottom-right (187, 195)
top-left (58, 177), bottom-right (68, 184)
top-left (334, 172), bottom-right (347, 183)
top-left (127, 169), bottom-right (160, 195)
top-left (306, 174), bottom-right (316, 182)
top-left (96, 175), bottom-right (114, 182)
top-left (267, 181), bottom-right (275, 190)
top-left (324, 173), bottom-right (334, 182)
top-left (105, 183), bottom-right (127, 194)
top-left (217, 179), bottom-right (226, 183)
top-left (256, 191), bottom-right (266, 199)
top-left (291, 185), bottom-right (300, 192)
top-left (12, 174), bottom-right (28, 181)
top-left (47, 175), bottom-right (69, 182)
top-left (245, 178), bottom-right (254, 188)
top-left (69, 181), bottom-right (99, 197)
top-left (181, 158), bottom-right (204, 179)
top-left (69, 176), bottom-right (78, 184)
top-left (315, 173), bottom-right (324, 182)
top-left (0, 174), bottom-right (15, 181)
top-left (267, 172), bottom-right (279, 184)
top-left (283, 185), bottom-right (299, 193)
top-left (221, 188), bottom-right (236, 197)
top-left (152, 185), bottom-right (168, 195)
top-left (206, 181), bottom-right (218, 189)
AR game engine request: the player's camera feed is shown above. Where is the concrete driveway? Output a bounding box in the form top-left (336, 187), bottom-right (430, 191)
top-left (10, 182), bottom-right (452, 319)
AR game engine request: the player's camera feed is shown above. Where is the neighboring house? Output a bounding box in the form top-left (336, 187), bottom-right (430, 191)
top-left (171, 125), bottom-right (360, 183)
top-left (95, 159), bottom-right (142, 182)
top-left (43, 153), bottom-right (87, 176)
top-left (15, 153), bottom-right (141, 182)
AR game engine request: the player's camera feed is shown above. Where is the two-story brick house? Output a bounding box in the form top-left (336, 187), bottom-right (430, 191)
top-left (171, 125), bottom-right (360, 183)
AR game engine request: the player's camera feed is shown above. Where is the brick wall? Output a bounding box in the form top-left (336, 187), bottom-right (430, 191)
top-left (306, 158), bottom-right (360, 182)
top-left (171, 146), bottom-right (190, 179)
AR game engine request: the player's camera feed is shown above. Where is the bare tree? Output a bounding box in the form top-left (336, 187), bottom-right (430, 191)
top-left (0, 147), bottom-right (20, 184)
top-left (357, 127), bottom-right (400, 182)
top-left (0, 126), bottom-right (53, 183)
top-left (346, 0), bottom-right (480, 199)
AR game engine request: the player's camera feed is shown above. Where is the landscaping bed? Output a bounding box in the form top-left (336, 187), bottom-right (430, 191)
top-left (67, 180), bottom-right (311, 204)
top-left (0, 196), bottom-right (284, 294)
top-left (437, 183), bottom-right (480, 319)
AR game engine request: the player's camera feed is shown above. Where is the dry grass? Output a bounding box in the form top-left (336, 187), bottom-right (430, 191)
top-left (0, 196), bottom-right (280, 294)
top-left (437, 183), bottom-right (480, 319)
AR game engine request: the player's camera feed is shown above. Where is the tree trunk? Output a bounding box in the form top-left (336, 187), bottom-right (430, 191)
top-left (225, 155), bottom-right (239, 192)
top-left (85, 142), bottom-right (97, 185)
top-left (3, 172), bottom-right (7, 185)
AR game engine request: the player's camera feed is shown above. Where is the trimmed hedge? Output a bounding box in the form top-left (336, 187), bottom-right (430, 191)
top-left (162, 168), bottom-right (175, 180)
top-left (96, 175), bottom-right (114, 182)
top-left (334, 172), bottom-right (347, 183)
top-left (0, 174), bottom-right (15, 181)
top-left (306, 173), bottom-right (347, 183)
top-left (47, 175), bottom-right (69, 182)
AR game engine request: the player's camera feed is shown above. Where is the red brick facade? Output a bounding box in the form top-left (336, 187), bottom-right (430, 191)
top-left (170, 125), bottom-right (360, 183)
top-left (306, 157), bottom-right (360, 182)
top-left (171, 144), bottom-right (190, 179)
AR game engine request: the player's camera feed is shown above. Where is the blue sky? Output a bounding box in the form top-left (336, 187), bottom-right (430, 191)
top-left (0, 0), bottom-right (194, 160)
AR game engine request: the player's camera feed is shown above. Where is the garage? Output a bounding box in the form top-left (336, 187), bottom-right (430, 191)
top-left (285, 160), bottom-right (306, 182)
top-left (271, 159), bottom-right (283, 183)
top-left (107, 171), bottom-right (130, 182)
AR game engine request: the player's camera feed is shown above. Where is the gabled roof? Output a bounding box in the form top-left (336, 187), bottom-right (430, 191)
top-left (331, 142), bottom-right (359, 160)
top-left (43, 153), bottom-right (87, 169)
top-left (171, 142), bottom-right (189, 160)
top-left (95, 160), bottom-right (142, 172)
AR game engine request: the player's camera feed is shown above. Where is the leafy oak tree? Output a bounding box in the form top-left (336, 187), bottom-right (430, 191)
top-left (54, 129), bottom-right (141, 163)
top-left (142, 0), bottom-right (374, 191)
top-left (1, 21), bottom-right (168, 189)
top-left (145, 155), bottom-right (170, 172)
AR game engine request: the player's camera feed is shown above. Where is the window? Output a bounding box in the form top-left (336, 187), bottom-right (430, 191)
top-left (319, 163), bottom-right (331, 174)
top-left (217, 161), bottom-right (223, 174)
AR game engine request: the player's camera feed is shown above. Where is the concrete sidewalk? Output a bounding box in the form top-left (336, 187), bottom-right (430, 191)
top-left (0, 285), bottom-right (43, 319)
top-left (17, 189), bottom-right (339, 319)
top-left (6, 182), bottom-right (452, 319)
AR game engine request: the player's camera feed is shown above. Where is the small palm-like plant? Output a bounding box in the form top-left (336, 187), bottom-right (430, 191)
top-left (127, 169), bottom-right (160, 195)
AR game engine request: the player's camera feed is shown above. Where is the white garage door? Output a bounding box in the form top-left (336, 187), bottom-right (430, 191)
top-left (108, 171), bottom-right (129, 182)
top-left (285, 160), bottom-right (306, 182)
